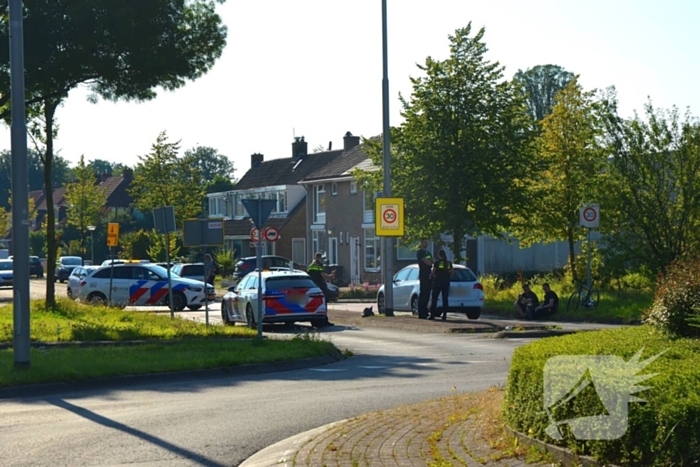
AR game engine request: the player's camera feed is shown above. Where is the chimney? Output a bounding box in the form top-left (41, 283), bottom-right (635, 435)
top-left (343, 131), bottom-right (360, 152)
top-left (251, 153), bottom-right (264, 168)
top-left (122, 168), bottom-right (134, 182)
top-left (292, 136), bottom-right (308, 159)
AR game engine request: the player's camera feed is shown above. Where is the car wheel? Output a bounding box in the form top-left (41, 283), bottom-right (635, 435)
top-left (466, 307), bottom-right (481, 320)
top-left (246, 304), bottom-right (256, 329)
top-left (87, 292), bottom-right (107, 305)
top-left (165, 291), bottom-right (187, 312)
top-left (187, 305), bottom-right (202, 311)
top-left (411, 295), bottom-right (419, 316)
top-left (310, 319), bottom-right (326, 328)
top-left (221, 301), bottom-right (231, 325)
top-left (377, 292), bottom-right (385, 314)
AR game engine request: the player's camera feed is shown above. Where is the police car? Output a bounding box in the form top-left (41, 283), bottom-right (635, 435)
top-left (221, 270), bottom-right (327, 328)
top-left (74, 263), bottom-right (216, 311)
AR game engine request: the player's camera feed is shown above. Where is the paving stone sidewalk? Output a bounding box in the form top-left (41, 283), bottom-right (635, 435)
top-left (242, 391), bottom-right (546, 467)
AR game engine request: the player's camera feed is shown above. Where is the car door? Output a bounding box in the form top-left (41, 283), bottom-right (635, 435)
top-left (246, 275), bottom-right (261, 320)
top-left (391, 267), bottom-right (412, 309)
top-left (230, 276), bottom-right (250, 321)
top-left (109, 266), bottom-right (133, 305)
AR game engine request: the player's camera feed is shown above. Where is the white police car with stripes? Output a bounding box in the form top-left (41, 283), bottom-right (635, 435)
top-left (74, 263), bottom-right (215, 311)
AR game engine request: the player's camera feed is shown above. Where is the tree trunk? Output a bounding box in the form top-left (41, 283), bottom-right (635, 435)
top-left (43, 99), bottom-right (57, 309)
top-left (567, 226), bottom-right (577, 282)
top-left (451, 229), bottom-right (464, 264)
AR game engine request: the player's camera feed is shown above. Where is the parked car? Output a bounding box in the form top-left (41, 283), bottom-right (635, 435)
top-left (101, 259), bottom-right (150, 266)
top-left (221, 270), bottom-right (327, 328)
top-left (67, 266), bottom-right (99, 299)
top-left (0, 259), bottom-right (13, 287)
top-left (171, 263), bottom-right (205, 282)
top-left (233, 255), bottom-right (299, 282)
top-left (74, 263), bottom-right (215, 311)
top-left (55, 256), bottom-right (84, 283)
top-left (376, 264), bottom-right (484, 319)
top-left (8, 256), bottom-right (44, 278)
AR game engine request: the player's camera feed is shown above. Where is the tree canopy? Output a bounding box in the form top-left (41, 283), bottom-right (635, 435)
top-left (184, 145), bottom-right (236, 183)
top-left (63, 155), bottom-right (107, 257)
top-left (509, 77), bottom-right (608, 279)
top-left (357, 24), bottom-right (534, 261)
top-left (513, 64), bottom-right (575, 122)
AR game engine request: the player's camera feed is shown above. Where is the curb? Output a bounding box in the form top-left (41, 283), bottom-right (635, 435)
top-left (505, 426), bottom-right (615, 467)
top-left (492, 329), bottom-right (580, 339)
top-left (0, 353), bottom-right (344, 400)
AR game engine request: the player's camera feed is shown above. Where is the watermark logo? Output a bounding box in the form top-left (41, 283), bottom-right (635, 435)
top-left (543, 348), bottom-right (665, 440)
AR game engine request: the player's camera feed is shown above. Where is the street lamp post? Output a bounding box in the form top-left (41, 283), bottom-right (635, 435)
top-left (88, 226), bottom-right (96, 265)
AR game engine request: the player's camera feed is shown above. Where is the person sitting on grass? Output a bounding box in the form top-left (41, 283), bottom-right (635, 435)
top-left (532, 283), bottom-right (558, 319)
top-left (514, 283), bottom-right (539, 319)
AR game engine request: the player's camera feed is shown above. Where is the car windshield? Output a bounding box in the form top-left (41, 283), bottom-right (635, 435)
top-left (0, 261), bottom-right (12, 270)
top-left (62, 257), bottom-right (83, 266)
top-left (146, 265), bottom-right (171, 278)
top-left (452, 268), bottom-right (478, 282)
top-left (265, 276), bottom-right (317, 290)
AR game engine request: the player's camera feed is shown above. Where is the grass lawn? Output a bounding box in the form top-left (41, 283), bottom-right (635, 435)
top-left (0, 299), bottom-right (339, 388)
top-left (481, 275), bottom-right (653, 324)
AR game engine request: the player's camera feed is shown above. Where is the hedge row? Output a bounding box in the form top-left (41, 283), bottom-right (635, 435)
top-left (503, 326), bottom-right (700, 466)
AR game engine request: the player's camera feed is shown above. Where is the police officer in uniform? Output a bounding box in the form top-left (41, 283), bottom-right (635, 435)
top-left (429, 250), bottom-right (453, 320)
top-left (307, 252), bottom-right (335, 326)
top-left (416, 238), bottom-right (433, 319)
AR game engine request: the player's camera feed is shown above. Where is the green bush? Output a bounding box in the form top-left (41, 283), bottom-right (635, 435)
top-left (503, 326), bottom-right (700, 466)
top-left (645, 254), bottom-right (700, 337)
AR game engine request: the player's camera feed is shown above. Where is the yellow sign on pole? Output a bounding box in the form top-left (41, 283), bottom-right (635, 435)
top-left (375, 197), bottom-right (404, 237)
top-left (107, 223), bottom-right (119, 247)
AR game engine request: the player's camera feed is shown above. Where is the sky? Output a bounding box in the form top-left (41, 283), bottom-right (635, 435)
top-left (2, 0), bottom-right (699, 176)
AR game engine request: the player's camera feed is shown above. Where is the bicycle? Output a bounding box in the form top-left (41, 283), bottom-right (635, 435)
top-left (566, 280), bottom-right (600, 312)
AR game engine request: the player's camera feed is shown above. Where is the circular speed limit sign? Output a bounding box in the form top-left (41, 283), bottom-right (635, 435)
top-left (579, 204), bottom-right (600, 228)
top-left (583, 207), bottom-right (597, 222)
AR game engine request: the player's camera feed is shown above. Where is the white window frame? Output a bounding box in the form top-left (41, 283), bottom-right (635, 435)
top-left (312, 230), bottom-right (321, 259)
top-left (314, 184), bottom-right (326, 224)
top-left (363, 189), bottom-right (376, 223)
top-left (331, 182), bottom-right (338, 196)
top-left (364, 228), bottom-right (381, 272)
top-left (350, 181), bottom-right (357, 194)
top-left (328, 237), bottom-right (338, 265)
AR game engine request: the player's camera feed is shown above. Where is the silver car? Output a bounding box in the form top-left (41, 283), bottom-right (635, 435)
top-left (376, 264), bottom-right (484, 319)
top-left (67, 266), bottom-right (99, 299)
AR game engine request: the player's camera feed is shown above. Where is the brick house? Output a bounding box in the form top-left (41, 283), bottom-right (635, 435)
top-left (207, 136), bottom-right (348, 263)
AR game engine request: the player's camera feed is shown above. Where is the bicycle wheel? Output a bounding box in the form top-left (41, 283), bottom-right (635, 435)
top-left (567, 290), bottom-right (581, 312)
top-left (588, 289), bottom-right (600, 309)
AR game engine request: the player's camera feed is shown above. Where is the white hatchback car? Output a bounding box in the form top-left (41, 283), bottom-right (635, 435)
top-left (221, 270), bottom-right (327, 328)
top-left (74, 263), bottom-right (215, 311)
top-left (67, 265), bottom-right (99, 299)
top-left (376, 264), bottom-right (484, 319)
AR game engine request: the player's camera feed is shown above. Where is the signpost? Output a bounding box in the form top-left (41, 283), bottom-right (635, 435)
top-left (183, 219), bottom-right (224, 326)
top-left (106, 222), bottom-right (120, 306)
top-left (153, 207), bottom-right (177, 318)
top-left (242, 199), bottom-right (277, 339)
top-left (579, 204), bottom-right (600, 293)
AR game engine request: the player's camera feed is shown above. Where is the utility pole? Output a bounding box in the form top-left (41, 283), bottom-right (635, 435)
top-left (381, 0), bottom-right (394, 316)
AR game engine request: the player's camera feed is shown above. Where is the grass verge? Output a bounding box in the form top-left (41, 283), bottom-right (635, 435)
top-left (0, 299), bottom-right (339, 388)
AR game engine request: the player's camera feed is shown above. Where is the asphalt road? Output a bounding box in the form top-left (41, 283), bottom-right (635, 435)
top-left (0, 323), bottom-right (531, 466)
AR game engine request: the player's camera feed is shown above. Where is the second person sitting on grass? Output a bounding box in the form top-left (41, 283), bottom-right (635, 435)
top-left (514, 283), bottom-right (539, 319)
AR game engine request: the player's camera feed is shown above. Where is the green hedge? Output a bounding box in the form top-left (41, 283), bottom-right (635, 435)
top-left (503, 326), bottom-right (700, 466)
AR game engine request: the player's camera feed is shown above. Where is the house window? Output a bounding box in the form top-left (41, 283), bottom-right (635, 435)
top-left (277, 191), bottom-right (287, 213)
top-left (314, 184), bottom-right (326, 224)
top-left (364, 228), bottom-right (381, 271)
top-left (397, 242), bottom-right (420, 261)
top-left (328, 237), bottom-right (338, 265)
top-left (312, 230), bottom-right (321, 258)
top-left (350, 181), bottom-right (357, 194)
top-left (363, 189), bottom-right (376, 223)
top-left (235, 196), bottom-right (244, 217)
top-left (331, 183), bottom-right (338, 196)
top-left (292, 238), bottom-right (306, 266)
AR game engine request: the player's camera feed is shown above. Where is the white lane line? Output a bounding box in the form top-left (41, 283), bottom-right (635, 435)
top-left (357, 366), bottom-right (390, 369)
top-left (308, 368), bottom-right (348, 372)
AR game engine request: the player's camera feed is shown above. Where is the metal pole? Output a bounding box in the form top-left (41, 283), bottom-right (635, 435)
top-left (203, 245), bottom-right (209, 327)
top-left (10, 0), bottom-right (30, 367)
top-left (381, 0), bottom-right (394, 317)
top-left (165, 231), bottom-right (174, 319)
top-left (256, 203), bottom-right (263, 339)
top-left (90, 230), bottom-right (95, 265)
top-left (586, 228), bottom-right (592, 292)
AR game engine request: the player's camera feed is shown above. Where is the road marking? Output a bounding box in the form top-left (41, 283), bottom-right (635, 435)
top-left (357, 366), bottom-right (389, 369)
top-left (308, 368), bottom-right (347, 372)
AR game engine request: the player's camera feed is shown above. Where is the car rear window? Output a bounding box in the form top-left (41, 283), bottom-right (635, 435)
top-left (265, 276), bottom-right (317, 290)
top-left (184, 265), bottom-right (204, 275)
top-left (452, 268), bottom-right (478, 282)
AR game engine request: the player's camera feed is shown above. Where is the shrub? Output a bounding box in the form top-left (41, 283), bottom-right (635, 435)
top-left (503, 326), bottom-right (700, 466)
top-left (645, 254), bottom-right (700, 337)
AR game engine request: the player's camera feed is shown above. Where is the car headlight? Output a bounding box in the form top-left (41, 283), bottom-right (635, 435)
top-left (185, 286), bottom-right (203, 292)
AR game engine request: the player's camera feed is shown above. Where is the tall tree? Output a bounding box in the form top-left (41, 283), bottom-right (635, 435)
top-left (602, 101), bottom-right (700, 274)
top-left (0, 0), bottom-right (227, 307)
top-left (356, 24), bottom-right (534, 261)
top-left (129, 132), bottom-right (205, 226)
top-left (64, 155), bottom-right (107, 260)
top-left (513, 64), bottom-right (575, 122)
top-left (184, 146), bottom-right (236, 182)
top-left (509, 77), bottom-right (608, 279)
